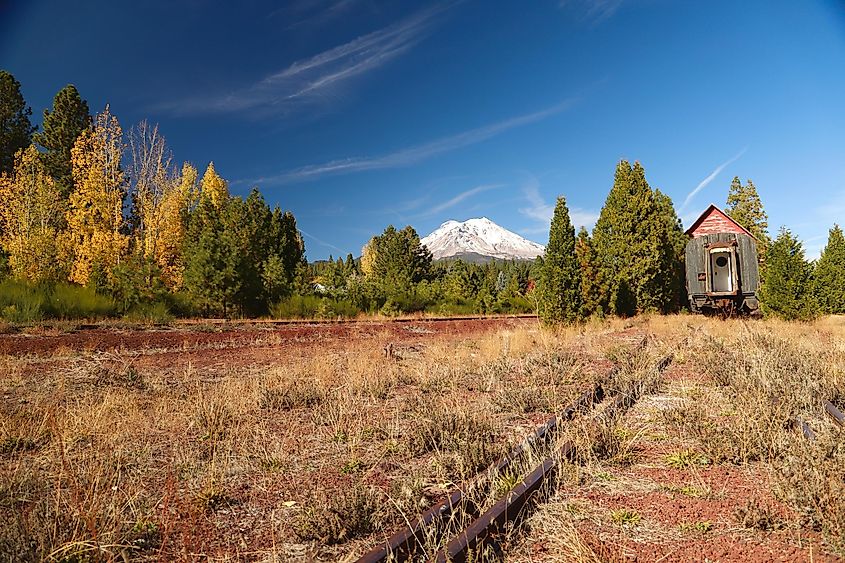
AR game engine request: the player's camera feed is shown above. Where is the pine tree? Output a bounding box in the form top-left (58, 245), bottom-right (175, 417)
top-left (33, 84), bottom-right (90, 198)
top-left (726, 177), bottom-right (770, 245)
top-left (0, 145), bottom-right (65, 282)
top-left (183, 198), bottom-right (241, 317)
top-left (365, 225), bottom-right (432, 296)
top-left (232, 189), bottom-right (272, 315)
top-left (63, 106), bottom-right (128, 286)
top-left (592, 161), bottom-right (677, 316)
top-left (575, 226), bottom-right (606, 317)
top-left (538, 196), bottom-right (581, 324)
top-left (812, 225), bottom-right (845, 314)
top-left (0, 71), bottom-right (35, 176)
top-left (653, 189), bottom-right (687, 312)
top-left (758, 228), bottom-right (816, 320)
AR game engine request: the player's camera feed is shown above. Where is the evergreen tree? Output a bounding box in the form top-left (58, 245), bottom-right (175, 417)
top-left (653, 189), bottom-right (687, 311)
top-left (725, 177), bottom-right (770, 246)
top-left (812, 225), bottom-right (845, 314)
top-left (0, 71), bottom-right (35, 176)
top-left (33, 84), bottom-right (90, 198)
top-left (364, 225), bottom-right (432, 296)
top-left (183, 198), bottom-right (241, 317)
top-left (575, 226), bottom-right (606, 317)
top-left (538, 196), bottom-right (581, 324)
top-left (592, 161), bottom-right (677, 316)
top-left (758, 228), bottom-right (816, 320)
top-left (233, 188), bottom-right (272, 314)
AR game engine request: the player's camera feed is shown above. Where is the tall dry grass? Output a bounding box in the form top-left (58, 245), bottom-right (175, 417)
top-left (0, 321), bottom-right (612, 561)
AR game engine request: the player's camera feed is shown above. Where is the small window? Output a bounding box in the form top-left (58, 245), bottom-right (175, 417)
top-left (715, 256), bottom-right (728, 268)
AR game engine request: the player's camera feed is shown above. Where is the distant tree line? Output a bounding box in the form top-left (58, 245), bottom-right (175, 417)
top-left (302, 226), bottom-right (537, 317)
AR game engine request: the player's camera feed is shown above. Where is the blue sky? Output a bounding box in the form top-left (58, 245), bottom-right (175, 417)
top-left (2, 0), bottom-right (844, 259)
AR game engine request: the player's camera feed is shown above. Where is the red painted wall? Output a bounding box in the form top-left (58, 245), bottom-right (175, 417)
top-left (689, 208), bottom-right (747, 238)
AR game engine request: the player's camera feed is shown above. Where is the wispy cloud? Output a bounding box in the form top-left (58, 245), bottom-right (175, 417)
top-left (299, 228), bottom-right (346, 254)
top-left (519, 176), bottom-right (598, 235)
top-left (255, 99), bottom-right (577, 184)
top-left (560, 0), bottom-right (625, 23)
top-left (157, 5), bottom-right (447, 116)
top-left (425, 184), bottom-right (501, 216)
top-left (269, 0), bottom-right (363, 29)
top-left (680, 148), bottom-right (748, 214)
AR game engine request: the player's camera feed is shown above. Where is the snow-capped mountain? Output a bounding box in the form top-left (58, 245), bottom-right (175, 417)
top-left (420, 218), bottom-right (545, 262)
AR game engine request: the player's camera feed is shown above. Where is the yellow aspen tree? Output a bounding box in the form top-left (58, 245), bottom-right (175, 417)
top-left (0, 145), bottom-right (65, 282)
top-left (64, 105), bottom-right (129, 286)
top-left (199, 161), bottom-right (228, 209)
top-left (360, 238), bottom-right (376, 276)
top-left (155, 162), bottom-right (198, 289)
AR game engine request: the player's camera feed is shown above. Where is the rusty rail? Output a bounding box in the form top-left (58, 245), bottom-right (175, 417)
top-left (356, 383), bottom-right (605, 563)
top-left (824, 400), bottom-right (844, 427)
top-left (431, 353), bottom-right (673, 563)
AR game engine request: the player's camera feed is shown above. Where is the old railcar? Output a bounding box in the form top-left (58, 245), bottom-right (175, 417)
top-left (684, 204), bottom-right (760, 315)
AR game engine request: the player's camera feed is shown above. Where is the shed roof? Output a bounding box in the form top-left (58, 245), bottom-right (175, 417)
top-left (684, 204), bottom-right (756, 239)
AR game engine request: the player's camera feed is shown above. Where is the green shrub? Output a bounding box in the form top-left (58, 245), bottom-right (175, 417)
top-left (47, 283), bottom-right (116, 319)
top-left (0, 280), bottom-right (45, 322)
top-left (270, 295), bottom-right (322, 319)
top-left (125, 302), bottom-right (173, 325)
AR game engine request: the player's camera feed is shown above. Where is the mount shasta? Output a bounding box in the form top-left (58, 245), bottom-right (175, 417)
top-left (420, 218), bottom-right (545, 262)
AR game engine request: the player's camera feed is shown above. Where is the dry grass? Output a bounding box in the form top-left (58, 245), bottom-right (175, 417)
top-left (5, 314), bottom-right (843, 560)
top-left (0, 320), bottom-right (608, 561)
top-left (658, 316), bottom-right (845, 552)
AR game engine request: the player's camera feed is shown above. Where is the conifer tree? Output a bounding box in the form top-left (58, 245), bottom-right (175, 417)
top-left (812, 225), bottom-right (845, 314)
top-left (575, 226), bottom-right (606, 317)
top-left (63, 106), bottom-right (128, 286)
top-left (0, 71), bottom-right (35, 176)
top-left (726, 177), bottom-right (770, 245)
top-left (758, 228), bottom-right (816, 320)
top-left (0, 145), bottom-right (65, 282)
top-left (592, 161), bottom-right (677, 315)
top-left (538, 196), bottom-right (581, 324)
top-left (365, 225), bottom-right (432, 298)
top-left (233, 189), bottom-right (272, 314)
top-left (653, 189), bottom-right (687, 311)
top-left (33, 84), bottom-right (90, 198)
top-left (183, 198), bottom-right (241, 317)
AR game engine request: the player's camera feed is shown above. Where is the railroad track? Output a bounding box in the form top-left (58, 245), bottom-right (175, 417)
top-left (796, 399), bottom-right (845, 441)
top-left (358, 340), bottom-right (673, 563)
top-left (173, 313), bottom-right (538, 327)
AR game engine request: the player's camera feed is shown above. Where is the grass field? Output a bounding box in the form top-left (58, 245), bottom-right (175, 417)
top-left (1, 315), bottom-right (843, 561)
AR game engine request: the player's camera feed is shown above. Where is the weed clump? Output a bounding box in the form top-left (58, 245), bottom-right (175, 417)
top-left (259, 378), bottom-right (324, 410)
top-left (294, 483), bottom-right (383, 544)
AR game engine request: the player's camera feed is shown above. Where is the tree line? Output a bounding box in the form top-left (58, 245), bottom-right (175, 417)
top-left (0, 71), bottom-right (306, 321)
top-left (537, 162), bottom-right (845, 323)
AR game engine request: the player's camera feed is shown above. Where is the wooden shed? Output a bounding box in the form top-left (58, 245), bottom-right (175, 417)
top-left (684, 204), bottom-right (760, 315)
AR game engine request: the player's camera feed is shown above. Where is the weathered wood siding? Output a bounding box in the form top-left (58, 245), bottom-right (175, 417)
top-left (736, 234), bottom-right (759, 292)
top-left (685, 232), bottom-right (759, 296)
top-left (685, 237), bottom-right (707, 295)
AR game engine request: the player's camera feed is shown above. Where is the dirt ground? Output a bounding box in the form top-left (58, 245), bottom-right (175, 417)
top-left (1, 316), bottom-right (843, 562)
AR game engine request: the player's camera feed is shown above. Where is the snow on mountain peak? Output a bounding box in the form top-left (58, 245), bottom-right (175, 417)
top-left (420, 218), bottom-right (544, 261)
